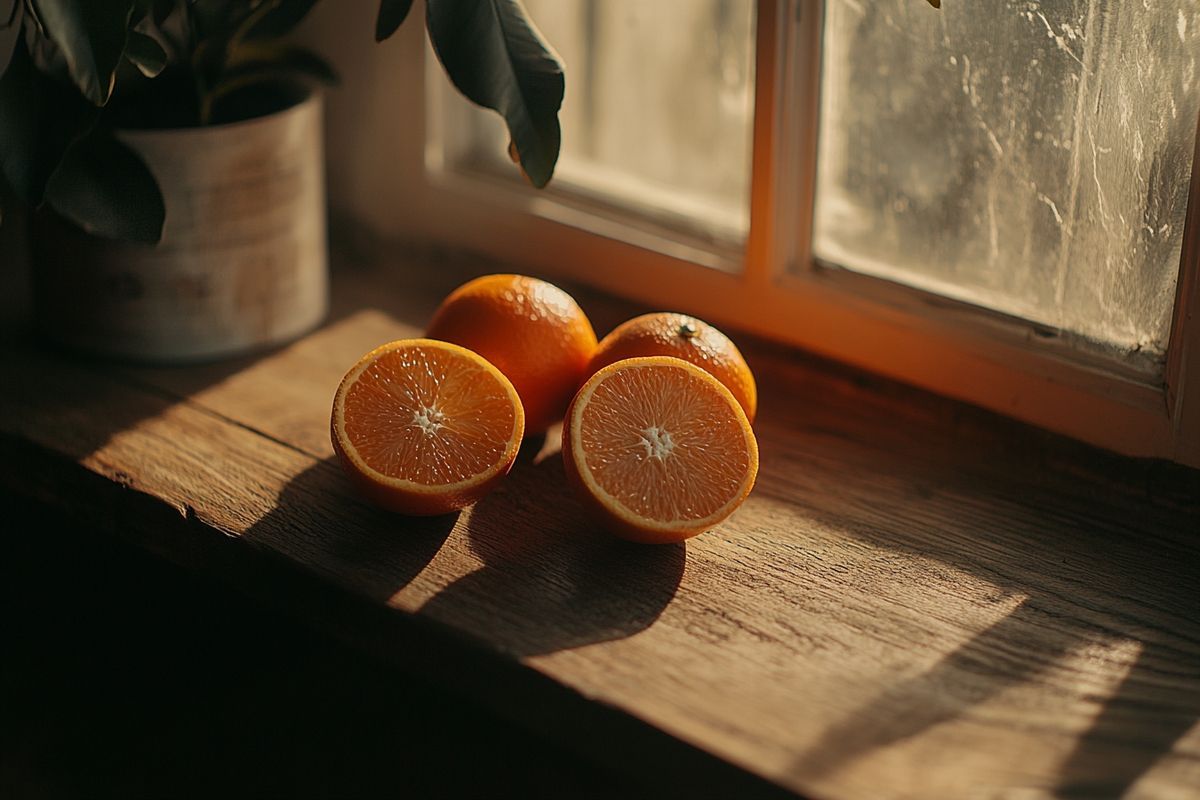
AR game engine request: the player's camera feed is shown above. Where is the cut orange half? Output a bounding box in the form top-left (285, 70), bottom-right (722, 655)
top-left (563, 356), bottom-right (759, 544)
top-left (331, 339), bottom-right (524, 515)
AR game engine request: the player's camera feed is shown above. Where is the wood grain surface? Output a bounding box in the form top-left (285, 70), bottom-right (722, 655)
top-left (3, 250), bottom-right (1199, 799)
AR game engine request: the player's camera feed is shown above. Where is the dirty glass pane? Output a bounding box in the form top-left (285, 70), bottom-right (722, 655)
top-left (453, 0), bottom-right (756, 248)
top-left (813, 0), bottom-right (1200, 367)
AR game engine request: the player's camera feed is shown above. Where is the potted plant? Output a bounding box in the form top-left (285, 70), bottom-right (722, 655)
top-left (0, 0), bottom-right (564, 361)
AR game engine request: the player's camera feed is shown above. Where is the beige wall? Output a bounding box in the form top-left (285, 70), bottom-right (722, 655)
top-left (297, 1), bottom-right (431, 241)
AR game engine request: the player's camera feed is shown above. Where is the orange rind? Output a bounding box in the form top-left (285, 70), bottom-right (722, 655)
top-left (589, 312), bottom-right (757, 423)
top-left (331, 338), bottom-right (524, 515)
top-left (564, 356), bottom-right (759, 543)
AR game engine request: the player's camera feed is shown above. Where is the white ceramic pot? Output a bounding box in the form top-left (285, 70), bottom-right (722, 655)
top-left (33, 90), bottom-right (328, 362)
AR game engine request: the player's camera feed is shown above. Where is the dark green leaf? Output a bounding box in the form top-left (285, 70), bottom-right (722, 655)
top-left (218, 41), bottom-right (337, 90)
top-left (0, 0), bottom-right (21, 76)
top-left (150, 0), bottom-right (175, 26)
top-left (0, 40), bottom-right (98, 204)
top-left (192, 36), bottom-right (230, 93)
top-left (135, 0), bottom-right (189, 64)
top-left (375, 0), bottom-right (413, 42)
top-left (189, 0), bottom-right (239, 39)
top-left (243, 0), bottom-right (320, 40)
top-left (45, 131), bottom-right (164, 242)
top-left (204, 43), bottom-right (333, 122)
top-left (31, 0), bottom-right (137, 105)
top-left (426, 0), bottom-right (563, 188)
top-left (193, 0), bottom-right (278, 92)
top-left (125, 29), bottom-right (166, 77)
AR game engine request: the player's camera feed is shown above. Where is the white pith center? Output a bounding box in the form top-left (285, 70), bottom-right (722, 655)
top-left (412, 405), bottom-right (446, 436)
top-left (639, 426), bottom-right (676, 460)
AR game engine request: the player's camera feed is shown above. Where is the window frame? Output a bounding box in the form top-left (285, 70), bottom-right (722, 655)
top-left (402, 0), bottom-right (1200, 466)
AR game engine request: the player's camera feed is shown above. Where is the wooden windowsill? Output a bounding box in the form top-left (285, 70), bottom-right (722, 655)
top-left (3, 247), bottom-right (1198, 799)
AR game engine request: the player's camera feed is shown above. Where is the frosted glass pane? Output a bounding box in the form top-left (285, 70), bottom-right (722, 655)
top-left (813, 0), bottom-right (1200, 365)
top-left (459, 0), bottom-right (756, 245)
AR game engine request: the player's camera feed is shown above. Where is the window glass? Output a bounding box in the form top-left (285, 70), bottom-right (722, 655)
top-left (813, 0), bottom-right (1200, 369)
top-left (448, 0), bottom-right (756, 250)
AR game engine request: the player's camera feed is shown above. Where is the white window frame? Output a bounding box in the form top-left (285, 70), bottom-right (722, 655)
top-left (362, 0), bottom-right (1200, 466)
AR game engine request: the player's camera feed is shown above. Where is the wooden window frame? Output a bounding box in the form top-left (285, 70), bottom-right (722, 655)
top-left (400, 0), bottom-right (1200, 466)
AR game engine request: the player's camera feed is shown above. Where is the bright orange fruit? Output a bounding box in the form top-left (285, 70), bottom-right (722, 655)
top-left (589, 312), bottom-right (757, 423)
top-left (331, 339), bottom-right (524, 515)
top-left (563, 356), bottom-right (759, 544)
top-left (426, 274), bottom-right (597, 435)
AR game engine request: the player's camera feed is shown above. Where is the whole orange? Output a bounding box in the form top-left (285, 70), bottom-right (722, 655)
top-left (426, 274), bottom-right (597, 434)
top-left (588, 312), bottom-right (757, 423)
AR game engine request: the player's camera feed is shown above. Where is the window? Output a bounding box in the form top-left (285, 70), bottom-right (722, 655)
top-left (318, 1), bottom-right (1200, 465)
top-left (814, 0), bottom-right (1199, 378)
top-left (441, 0), bottom-right (756, 254)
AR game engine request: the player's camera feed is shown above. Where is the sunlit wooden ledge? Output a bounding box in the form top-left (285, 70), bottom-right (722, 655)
top-left (2, 244), bottom-right (1199, 799)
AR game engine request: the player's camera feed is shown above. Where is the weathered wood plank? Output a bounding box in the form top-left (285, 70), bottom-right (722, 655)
top-left (0, 346), bottom-right (792, 798)
top-left (3, 257), bottom-right (1199, 799)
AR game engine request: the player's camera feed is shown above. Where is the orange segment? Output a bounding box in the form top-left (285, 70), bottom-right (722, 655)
top-left (331, 339), bottom-right (524, 515)
top-left (564, 356), bottom-right (759, 543)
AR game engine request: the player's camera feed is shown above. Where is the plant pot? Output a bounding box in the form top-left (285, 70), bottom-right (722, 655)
top-left (32, 90), bottom-right (328, 363)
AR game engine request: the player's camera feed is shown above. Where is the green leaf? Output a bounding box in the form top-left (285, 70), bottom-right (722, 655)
top-left (45, 131), bottom-right (165, 243)
top-left (425, 0), bottom-right (563, 188)
top-left (189, 0), bottom-right (239, 39)
top-left (204, 42), bottom-right (334, 121)
top-left (31, 0), bottom-right (137, 105)
top-left (1, 0), bottom-right (21, 76)
top-left (242, 0), bottom-right (320, 41)
top-left (218, 41), bottom-right (337, 90)
top-left (0, 40), bottom-right (98, 205)
top-left (375, 0), bottom-right (414, 42)
top-left (193, 0), bottom-right (312, 92)
top-left (149, 0), bottom-right (176, 26)
top-left (125, 29), bottom-right (166, 77)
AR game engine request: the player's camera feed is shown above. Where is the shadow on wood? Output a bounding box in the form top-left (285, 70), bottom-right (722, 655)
top-left (418, 437), bottom-right (686, 658)
top-left (761, 405), bottom-right (1200, 795)
top-left (1052, 644), bottom-right (1200, 798)
top-left (0, 491), bottom-right (646, 799)
top-left (791, 598), bottom-right (1078, 781)
top-left (242, 457), bottom-right (457, 602)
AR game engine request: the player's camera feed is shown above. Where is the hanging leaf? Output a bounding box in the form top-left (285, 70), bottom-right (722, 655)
top-left (45, 131), bottom-right (165, 243)
top-left (927, 0), bottom-right (941, 7)
top-left (0, 41), bottom-right (98, 205)
top-left (31, 0), bottom-right (137, 105)
top-left (426, 0), bottom-right (563, 188)
top-left (375, 0), bottom-right (414, 42)
top-left (125, 30), bottom-right (167, 77)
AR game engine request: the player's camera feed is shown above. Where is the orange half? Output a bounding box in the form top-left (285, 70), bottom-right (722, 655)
top-left (564, 356), bottom-right (759, 543)
top-left (331, 339), bottom-right (524, 515)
